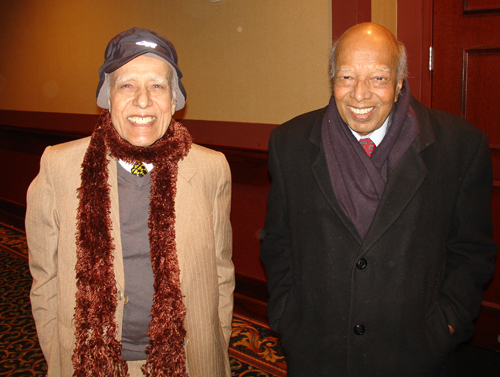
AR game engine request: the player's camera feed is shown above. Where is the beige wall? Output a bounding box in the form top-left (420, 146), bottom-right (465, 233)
top-left (0, 0), bottom-right (333, 125)
top-left (0, 0), bottom-right (400, 125)
top-left (372, 0), bottom-right (397, 37)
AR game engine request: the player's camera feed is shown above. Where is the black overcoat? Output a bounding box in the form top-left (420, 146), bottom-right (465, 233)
top-left (260, 97), bottom-right (497, 376)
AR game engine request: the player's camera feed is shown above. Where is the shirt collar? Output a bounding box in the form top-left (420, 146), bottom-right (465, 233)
top-left (348, 115), bottom-right (390, 146)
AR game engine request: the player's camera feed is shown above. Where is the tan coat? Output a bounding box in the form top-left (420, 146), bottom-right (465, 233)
top-left (26, 136), bottom-right (234, 377)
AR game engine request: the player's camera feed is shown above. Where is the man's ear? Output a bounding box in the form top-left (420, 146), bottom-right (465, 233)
top-left (394, 79), bottom-right (403, 102)
top-left (171, 99), bottom-right (177, 115)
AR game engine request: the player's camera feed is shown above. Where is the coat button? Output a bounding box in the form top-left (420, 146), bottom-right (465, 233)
top-left (356, 258), bottom-right (368, 269)
top-left (354, 324), bottom-right (365, 335)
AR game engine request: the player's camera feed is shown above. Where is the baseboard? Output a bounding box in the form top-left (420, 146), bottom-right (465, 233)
top-left (233, 292), bottom-right (269, 325)
top-left (233, 273), bottom-right (269, 324)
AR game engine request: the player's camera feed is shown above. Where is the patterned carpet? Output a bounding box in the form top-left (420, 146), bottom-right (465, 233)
top-left (0, 223), bottom-right (287, 376)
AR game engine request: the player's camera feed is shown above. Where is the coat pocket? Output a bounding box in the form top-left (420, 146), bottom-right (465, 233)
top-left (425, 301), bottom-right (454, 361)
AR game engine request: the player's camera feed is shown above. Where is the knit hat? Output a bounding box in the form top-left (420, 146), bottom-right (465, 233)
top-left (96, 27), bottom-right (186, 110)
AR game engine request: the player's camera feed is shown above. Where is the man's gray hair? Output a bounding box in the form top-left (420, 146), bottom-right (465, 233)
top-left (329, 39), bottom-right (408, 83)
top-left (169, 70), bottom-right (178, 103)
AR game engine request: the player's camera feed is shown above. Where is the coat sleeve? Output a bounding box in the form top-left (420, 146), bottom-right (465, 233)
top-left (213, 154), bottom-right (235, 347)
top-left (26, 146), bottom-right (61, 372)
top-left (260, 129), bottom-right (293, 332)
top-left (441, 131), bottom-right (497, 341)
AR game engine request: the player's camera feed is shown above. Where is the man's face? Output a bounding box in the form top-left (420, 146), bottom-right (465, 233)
top-left (333, 32), bottom-right (403, 136)
top-left (109, 55), bottom-right (176, 147)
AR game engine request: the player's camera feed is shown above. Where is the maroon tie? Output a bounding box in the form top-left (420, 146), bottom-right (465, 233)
top-left (359, 138), bottom-right (376, 157)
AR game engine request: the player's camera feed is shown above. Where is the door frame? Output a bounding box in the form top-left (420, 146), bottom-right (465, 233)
top-left (397, 0), bottom-right (433, 107)
top-left (331, 0), bottom-right (371, 39)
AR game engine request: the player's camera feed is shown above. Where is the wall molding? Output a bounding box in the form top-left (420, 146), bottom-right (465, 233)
top-left (0, 110), bottom-right (276, 151)
top-left (0, 123), bottom-right (270, 185)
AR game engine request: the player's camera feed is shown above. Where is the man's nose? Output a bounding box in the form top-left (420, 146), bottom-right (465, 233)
top-left (133, 87), bottom-right (153, 108)
top-left (352, 78), bottom-right (372, 102)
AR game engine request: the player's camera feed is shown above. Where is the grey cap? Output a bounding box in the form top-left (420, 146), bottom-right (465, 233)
top-left (96, 27), bottom-right (186, 110)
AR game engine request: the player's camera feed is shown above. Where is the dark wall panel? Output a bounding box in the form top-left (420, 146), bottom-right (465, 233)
top-left (0, 149), bottom-right (40, 206)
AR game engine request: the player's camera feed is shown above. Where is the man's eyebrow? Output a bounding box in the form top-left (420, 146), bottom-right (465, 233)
top-left (337, 67), bottom-right (392, 72)
top-left (149, 77), bottom-right (169, 83)
top-left (113, 75), bottom-right (168, 83)
top-left (113, 76), bottom-right (131, 83)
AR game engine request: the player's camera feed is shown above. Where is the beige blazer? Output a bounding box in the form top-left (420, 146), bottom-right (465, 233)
top-left (26, 137), bottom-right (234, 377)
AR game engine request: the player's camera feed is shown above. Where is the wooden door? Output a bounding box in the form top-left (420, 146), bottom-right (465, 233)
top-left (432, 0), bottom-right (500, 351)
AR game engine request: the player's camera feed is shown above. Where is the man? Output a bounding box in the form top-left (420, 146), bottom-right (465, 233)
top-left (260, 22), bottom-right (496, 376)
top-left (27, 27), bottom-right (234, 377)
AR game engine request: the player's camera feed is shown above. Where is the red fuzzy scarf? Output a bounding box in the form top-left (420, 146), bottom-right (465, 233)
top-left (73, 110), bottom-right (192, 376)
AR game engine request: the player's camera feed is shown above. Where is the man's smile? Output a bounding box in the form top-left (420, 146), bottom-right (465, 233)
top-left (348, 106), bottom-right (375, 115)
top-left (127, 116), bottom-right (156, 125)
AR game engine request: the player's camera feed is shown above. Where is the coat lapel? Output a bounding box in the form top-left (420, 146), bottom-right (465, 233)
top-left (362, 99), bottom-right (435, 251)
top-left (361, 143), bottom-right (428, 250)
top-left (174, 155), bottom-right (197, 284)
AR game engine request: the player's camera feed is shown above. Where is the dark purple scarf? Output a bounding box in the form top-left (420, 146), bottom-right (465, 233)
top-left (322, 80), bottom-right (418, 239)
